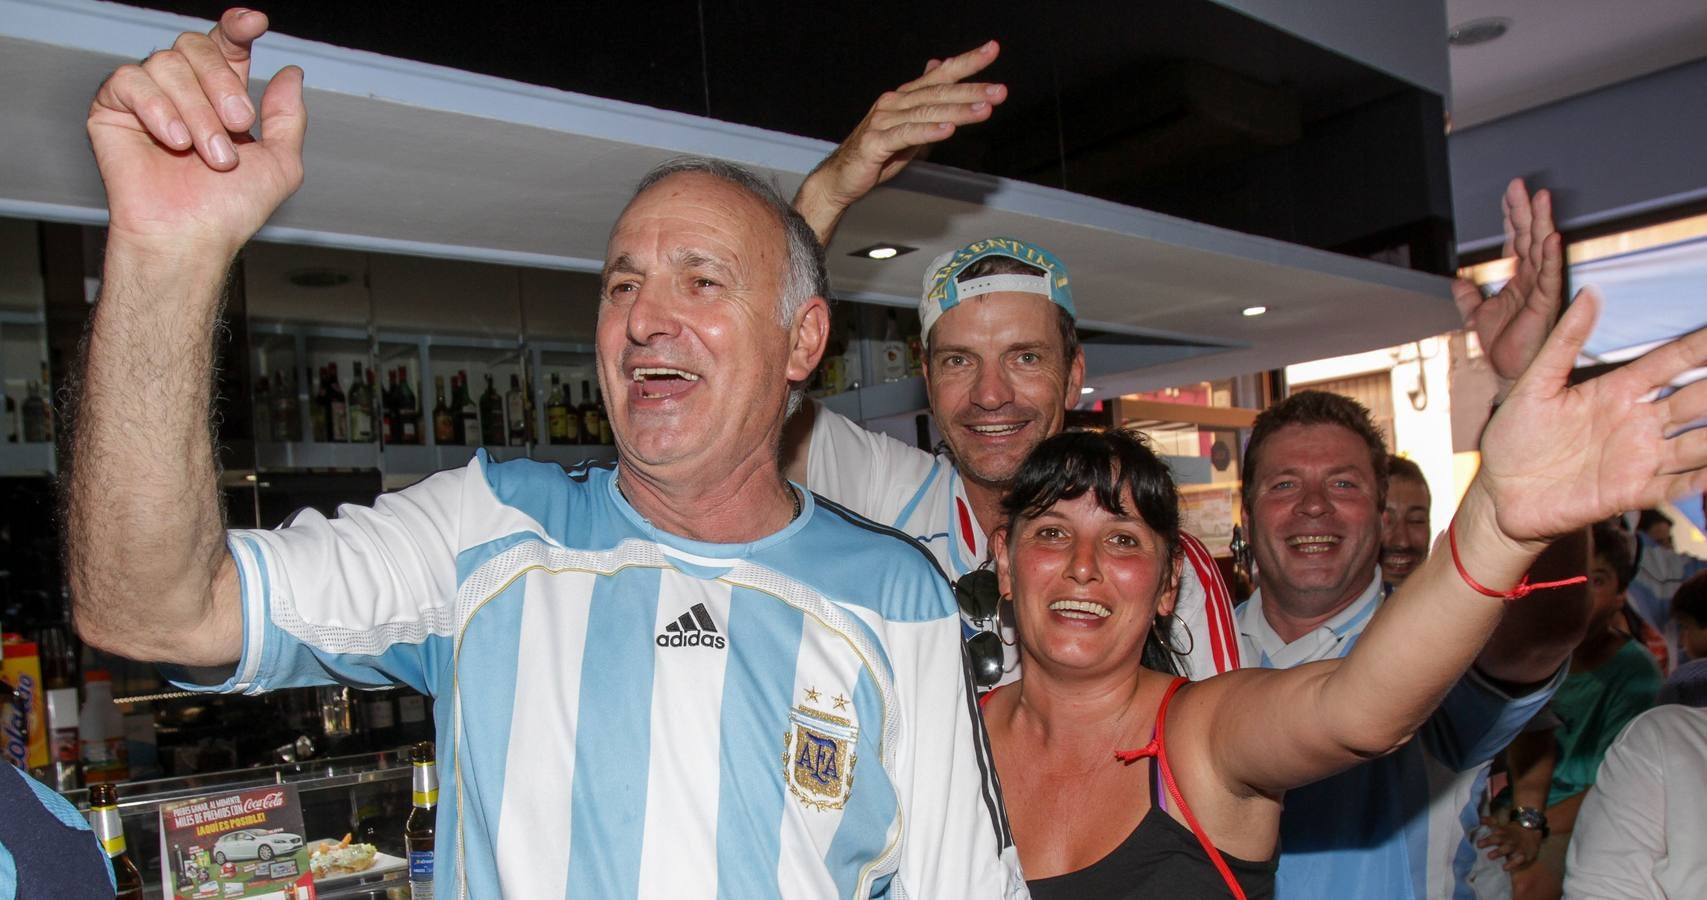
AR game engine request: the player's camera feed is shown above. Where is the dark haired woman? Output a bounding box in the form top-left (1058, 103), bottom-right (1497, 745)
top-left (979, 299), bottom-right (1707, 898)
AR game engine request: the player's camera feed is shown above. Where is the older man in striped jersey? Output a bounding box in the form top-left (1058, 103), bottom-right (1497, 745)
top-left (66, 10), bottom-right (1024, 898)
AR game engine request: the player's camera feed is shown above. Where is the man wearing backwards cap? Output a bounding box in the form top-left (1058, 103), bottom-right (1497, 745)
top-left (785, 43), bottom-right (1242, 688)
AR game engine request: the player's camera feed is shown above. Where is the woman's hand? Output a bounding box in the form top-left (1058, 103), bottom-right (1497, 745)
top-left (1478, 289), bottom-right (1707, 546)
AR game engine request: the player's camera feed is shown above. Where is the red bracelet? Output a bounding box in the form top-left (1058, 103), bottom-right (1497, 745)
top-left (1448, 517), bottom-right (1587, 601)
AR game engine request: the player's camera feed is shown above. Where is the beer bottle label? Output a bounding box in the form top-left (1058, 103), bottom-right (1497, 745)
top-left (409, 850), bottom-right (435, 898)
top-left (94, 806), bottom-right (126, 856)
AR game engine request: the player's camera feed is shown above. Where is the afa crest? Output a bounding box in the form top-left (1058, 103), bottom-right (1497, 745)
top-left (783, 704), bottom-right (858, 811)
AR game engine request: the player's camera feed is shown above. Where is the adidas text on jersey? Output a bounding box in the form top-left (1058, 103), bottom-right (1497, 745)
top-left (656, 601), bottom-right (727, 649)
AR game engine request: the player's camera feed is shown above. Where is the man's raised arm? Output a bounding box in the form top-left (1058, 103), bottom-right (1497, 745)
top-left (65, 9), bottom-right (306, 666)
top-left (792, 41), bottom-right (1006, 246)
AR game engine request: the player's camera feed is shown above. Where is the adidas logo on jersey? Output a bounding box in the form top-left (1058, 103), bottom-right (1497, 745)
top-left (656, 602), bottom-right (727, 649)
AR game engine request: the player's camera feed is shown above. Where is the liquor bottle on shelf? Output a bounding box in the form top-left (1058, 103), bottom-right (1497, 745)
top-left (432, 376), bottom-right (454, 445)
top-left (20, 380), bottom-right (51, 443)
top-left (522, 373), bottom-right (537, 445)
top-left (405, 741), bottom-right (437, 899)
top-left (455, 372), bottom-right (480, 446)
top-left (595, 386), bottom-right (613, 445)
top-left (399, 366), bottom-right (421, 444)
top-left (348, 361), bottom-right (374, 443)
top-left (88, 782), bottom-right (145, 899)
top-left (310, 366), bottom-right (329, 442)
top-left (479, 375), bottom-right (506, 446)
top-left (38, 361), bottom-right (55, 440)
top-left (367, 366), bottom-right (382, 441)
top-left (546, 373), bottom-right (575, 445)
top-left (506, 374), bottom-right (527, 446)
top-left (879, 310), bottom-right (908, 383)
top-left (271, 370), bottom-right (297, 441)
top-left (253, 369), bottom-right (271, 438)
top-left (577, 380), bottom-right (601, 446)
top-left (5, 389), bottom-right (16, 442)
top-left (382, 368), bottom-right (398, 445)
top-left (327, 363), bottom-right (349, 443)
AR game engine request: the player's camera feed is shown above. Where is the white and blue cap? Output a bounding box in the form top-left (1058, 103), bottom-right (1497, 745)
top-left (919, 237), bottom-right (1074, 340)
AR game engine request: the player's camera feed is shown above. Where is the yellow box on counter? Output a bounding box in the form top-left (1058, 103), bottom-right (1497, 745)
top-left (2, 634), bottom-right (49, 770)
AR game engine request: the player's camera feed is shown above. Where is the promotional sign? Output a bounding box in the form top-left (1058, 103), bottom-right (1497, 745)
top-left (158, 785), bottom-right (317, 899)
top-left (1179, 484), bottom-right (1238, 556)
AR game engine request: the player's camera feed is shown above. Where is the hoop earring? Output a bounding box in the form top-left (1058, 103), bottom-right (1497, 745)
top-left (997, 593), bottom-right (1018, 647)
top-left (1158, 612), bottom-right (1195, 658)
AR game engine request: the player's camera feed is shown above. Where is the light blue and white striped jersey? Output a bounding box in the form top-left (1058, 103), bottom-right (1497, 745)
top-left (1235, 571), bottom-right (1562, 900)
top-left (175, 453), bottom-right (1025, 899)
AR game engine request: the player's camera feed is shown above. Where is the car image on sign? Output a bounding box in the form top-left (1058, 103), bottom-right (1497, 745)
top-left (211, 829), bottom-right (304, 864)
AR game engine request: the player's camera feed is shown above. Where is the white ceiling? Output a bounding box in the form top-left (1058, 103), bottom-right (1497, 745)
top-left (1447, 0), bottom-right (1707, 129)
top-left (1, 1), bottom-right (1461, 397)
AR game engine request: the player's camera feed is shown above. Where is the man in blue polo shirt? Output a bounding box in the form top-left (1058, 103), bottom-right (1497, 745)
top-left (1235, 390), bottom-right (1588, 899)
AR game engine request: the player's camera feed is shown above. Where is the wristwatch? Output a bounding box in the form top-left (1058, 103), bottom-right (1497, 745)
top-left (1511, 806), bottom-right (1550, 839)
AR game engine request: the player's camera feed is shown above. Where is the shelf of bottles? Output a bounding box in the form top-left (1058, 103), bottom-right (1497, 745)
top-left (529, 343), bottom-right (616, 470)
top-left (246, 323), bottom-right (620, 485)
top-left (0, 312), bottom-right (57, 474)
top-left (813, 302), bottom-right (929, 423)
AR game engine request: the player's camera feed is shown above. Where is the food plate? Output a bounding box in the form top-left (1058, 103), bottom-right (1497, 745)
top-left (306, 839), bottom-right (407, 884)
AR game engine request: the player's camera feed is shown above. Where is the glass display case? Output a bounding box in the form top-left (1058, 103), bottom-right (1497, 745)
top-left (64, 751), bottom-right (414, 900)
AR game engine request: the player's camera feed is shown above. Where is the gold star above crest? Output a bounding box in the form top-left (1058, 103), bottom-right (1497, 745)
top-left (804, 687), bottom-right (821, 704)
top-left (832, 694), bottom-right (849, 710)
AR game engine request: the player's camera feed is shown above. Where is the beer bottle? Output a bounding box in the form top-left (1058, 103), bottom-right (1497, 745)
top-left (89, 782), bottom-right (145, 899)
top-left (405, 741), bottom-right (437, 898)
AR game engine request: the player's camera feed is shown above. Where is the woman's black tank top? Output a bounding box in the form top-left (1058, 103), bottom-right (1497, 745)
top-left (1025, 804), bottom-right (1276, 899)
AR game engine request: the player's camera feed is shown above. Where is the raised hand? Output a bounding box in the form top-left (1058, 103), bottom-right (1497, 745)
top-left (88, 8), bottom-right (306, 259)
top-left (1480, 287), bottom-right (1707, 544)
top-left (793, 41), bottom-right (1007, 244)
top-left (1452, 179), bottom-right (1565, 393)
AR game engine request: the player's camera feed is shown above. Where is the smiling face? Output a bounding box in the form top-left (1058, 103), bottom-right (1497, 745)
top-left (1381, 475), bottom-right (1432, 585)
top-left (994, 489), bottom-right (1180, 678)
top-left (1245, 423), bottom-right (1383, 635)
top-left (597, 171), bottom-right (824, 479)
top-left (923, 293), bottom-right (1083, 490)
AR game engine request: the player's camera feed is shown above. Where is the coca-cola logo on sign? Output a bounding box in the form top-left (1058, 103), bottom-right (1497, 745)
top-left (243, 791), bottom-right (288, 813)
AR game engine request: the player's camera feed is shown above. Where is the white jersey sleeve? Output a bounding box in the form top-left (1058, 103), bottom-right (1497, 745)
top-left (170, 456), bottom-right (533, 697)
top-left (1173, 532), bottom-right (1243, 679)
top-left (805, 401), bottom-right (939, 526)
top-left (880, 587), bottom-right (1027, 897)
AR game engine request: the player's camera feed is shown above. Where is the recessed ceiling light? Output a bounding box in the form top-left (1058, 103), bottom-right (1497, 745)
top-left (1080, 387), bottom-right (1095, 395)
top-left (1449, 17), bottom-right (1511, 47)
top-left (1242, 305), bottom-right (1268, 317)
top-left (850, 243), bottom-right (916, 260)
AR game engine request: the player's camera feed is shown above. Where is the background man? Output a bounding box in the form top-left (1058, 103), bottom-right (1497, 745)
top-left (64, 11), bottom-right (1023, 897)
top-left (1383, 455), bottom-right (1433, 589)
top-left (785, 43), bottom-right (1241, 685)
top-left (1234, 390), bottom-right (1590, 900)
top-left (1230, 167), bottom-right (1583, 899)
top-left (1628, 505), bottom-right (1707, 671)
top-left (1636, 508), bottom-right (1674, 550)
